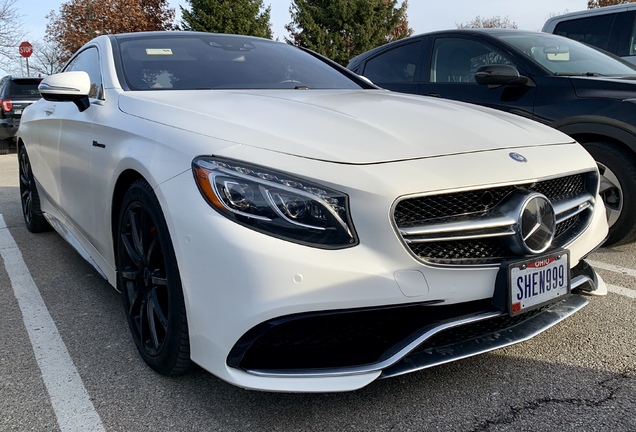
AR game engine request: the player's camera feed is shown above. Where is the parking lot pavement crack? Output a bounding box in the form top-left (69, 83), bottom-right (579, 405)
top-left (469, 370), bottom-right (635, 432)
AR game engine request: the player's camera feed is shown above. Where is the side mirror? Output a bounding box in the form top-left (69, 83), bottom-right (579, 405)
top-left (474, 65), bottom-right (535, 88)
top-left (357, 74), bottom-right (374, 85)
top-left (38, 71), bottom-right (91, 112)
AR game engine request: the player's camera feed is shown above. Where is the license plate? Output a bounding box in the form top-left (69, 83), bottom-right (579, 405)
top-left (13, 109), bottom-right (21, 115)
top-left (508, 251), bottom-right (569, 316)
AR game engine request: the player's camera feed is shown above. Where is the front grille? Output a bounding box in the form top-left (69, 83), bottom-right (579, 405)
top-left (532, 175), bottom-right (584, 202)
top-left (409, 239), bottom-right (509, 263)
top-left (394, 187), bottom-right (515, 225)
top-left (394, 172), bottom-right (596, 266)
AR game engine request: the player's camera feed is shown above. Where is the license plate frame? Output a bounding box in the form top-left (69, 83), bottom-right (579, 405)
top-left (507, 250), bottom-right (570, 316)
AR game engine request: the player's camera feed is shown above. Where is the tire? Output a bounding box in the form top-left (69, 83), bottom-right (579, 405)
top-left (18, 145), bottom-right (50, 232)
top-left (117, 180), bottom-right (192, 375)
top-left (583, 142), bottom-right (636, 246)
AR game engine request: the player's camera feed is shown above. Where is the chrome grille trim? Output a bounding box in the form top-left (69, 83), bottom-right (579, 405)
top-left (553, 195), bottom-right (593, 223)
top-left (400, 213), bottom-right (516, 239)
top-left (393, 172), bottom-right (597, 266)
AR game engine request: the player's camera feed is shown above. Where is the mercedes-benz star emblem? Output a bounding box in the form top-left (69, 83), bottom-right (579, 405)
top-left (501, 191), bottom-right (556, 254)
top-left (519, 194), bottom-right (556, 253)
top-left (509, 152), bottom-right (528, 163)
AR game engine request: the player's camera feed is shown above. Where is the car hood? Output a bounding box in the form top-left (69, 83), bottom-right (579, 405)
top-left (118, 89), bottom-right (571, 164)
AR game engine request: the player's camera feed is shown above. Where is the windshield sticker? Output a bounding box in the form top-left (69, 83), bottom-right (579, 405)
top-left (146, 48), bottom-right (173, 56)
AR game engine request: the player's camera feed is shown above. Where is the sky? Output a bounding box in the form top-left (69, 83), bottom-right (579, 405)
top-left (12, 0), bottom-right (591, 74)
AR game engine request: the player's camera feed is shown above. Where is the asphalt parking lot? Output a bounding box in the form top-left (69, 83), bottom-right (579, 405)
top-left (0, 152), bottom-right (634, 432)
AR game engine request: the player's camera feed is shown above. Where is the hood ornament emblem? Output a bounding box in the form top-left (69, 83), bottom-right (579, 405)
top-left (509, 152), bottom-right (528, 163)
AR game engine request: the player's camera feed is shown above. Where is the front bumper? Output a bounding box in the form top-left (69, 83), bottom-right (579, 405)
top-left (200, 270), bottom-right (601, 393)
top-left (228, 261), bottom-right (598, 379)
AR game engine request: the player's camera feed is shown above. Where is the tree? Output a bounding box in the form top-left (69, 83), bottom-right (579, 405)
top-left (46, 0), bottom-right (175, 62)
top-left (0, 0), bottom-right (25, 73)
top-left (28, 39), bottom-right (66, 76)
top-left (286, 0), bottom-right (413, 66)
top-left (386, 0), bottom-right (412, 42)
top-left (180, 0), bottom-right (272, 38)
top-left (588, 0), bottom-right (636, 7)
top-left (456, 15), bottom-right (518, 29)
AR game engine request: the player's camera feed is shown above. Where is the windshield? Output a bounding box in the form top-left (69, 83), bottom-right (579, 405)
top-left (118, 34), bottom-right (363, 91)
top-left (496, 33), bottom-right (636, 76)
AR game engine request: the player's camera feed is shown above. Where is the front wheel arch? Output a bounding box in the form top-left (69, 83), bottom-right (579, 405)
top-left (575, 139), bottom-right (636, 246)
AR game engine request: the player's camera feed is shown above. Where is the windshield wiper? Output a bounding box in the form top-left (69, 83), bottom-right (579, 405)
top-left (553, 72), bottom-right (606, 77)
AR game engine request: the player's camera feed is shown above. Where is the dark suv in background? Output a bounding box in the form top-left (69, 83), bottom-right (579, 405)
top-left (543, 4), bottom-right (636, 65)
top-left (348, 29), bottom-right (636, 246)
top-left (0, 75), bottom-right (42, 154)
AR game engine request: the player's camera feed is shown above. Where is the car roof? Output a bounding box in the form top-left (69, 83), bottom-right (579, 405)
top-left (543, 4), bottom-right (636, 31)
top-left (109, 31), bottom-right (269, 42)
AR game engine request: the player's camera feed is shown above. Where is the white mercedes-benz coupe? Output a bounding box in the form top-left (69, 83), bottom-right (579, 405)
top-left (17, 31), bottom-right (608, 392)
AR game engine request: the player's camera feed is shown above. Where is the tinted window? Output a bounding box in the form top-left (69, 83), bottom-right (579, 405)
top-left (362, 41), bottom-right (421, 83)
top-left (553, 14), bottom-right (615, 51)
top-left (498, 32), bottom-right (636, 76)
top-left (430, 38), bottom-right (514, 83)
top-left (64, 47), bottom-right (104, 99)
top-left (118, 35), bottom-right (362, 90)
top-left (611, 11), bottom-right (636, 56)
top-left (7, 79), bottom-right (41, 96)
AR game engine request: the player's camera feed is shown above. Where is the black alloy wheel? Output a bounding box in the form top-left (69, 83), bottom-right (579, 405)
top-left (18, 145), bottom-right (49, 232)
top-left (117, 180), bottom-right (192, 375)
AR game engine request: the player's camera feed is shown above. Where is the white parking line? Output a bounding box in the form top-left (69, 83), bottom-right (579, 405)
top-left (587, 259), bottom-right (636, 278)
top-left (0, 215), bottom-right (105, 432)
top-left (606, 284), bottom-right (636, 299)
top-left (587, 260), bottom-right (636, 299)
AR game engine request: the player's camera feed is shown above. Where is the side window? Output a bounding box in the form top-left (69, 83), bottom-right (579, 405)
top-left (64, 47), bottom-right (104, 99)
top-left (430, 38), bottom-right (515, 83)
top-left (362, 41), bottom-right (421, 84)
top-left (553, 14), bottom-right (615, 51)
top-left (612, 11), bottom-right (636, 56)
top-left (631, 19), bottom-right (636, 55)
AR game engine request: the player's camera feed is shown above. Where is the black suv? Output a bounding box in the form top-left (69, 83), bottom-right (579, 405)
top-left (543, 4), bottom-right (636, 65)
top-left (0, 75), bottom-right (42, 153)
top-left (348, 29), bottom-right (636, 246)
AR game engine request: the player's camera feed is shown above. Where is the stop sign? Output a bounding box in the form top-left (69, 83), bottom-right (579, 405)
top-left (19, 41), bottom-right (33, 58)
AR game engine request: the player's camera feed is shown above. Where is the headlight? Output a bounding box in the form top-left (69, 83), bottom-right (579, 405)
top-left (192, 156), bottom-right (358, 249)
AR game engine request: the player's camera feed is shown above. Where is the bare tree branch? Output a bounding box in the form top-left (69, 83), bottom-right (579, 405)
top-left (0, 0), bottom-right (25, 73)
top-left (28, 39), bottom-right (65, 76)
